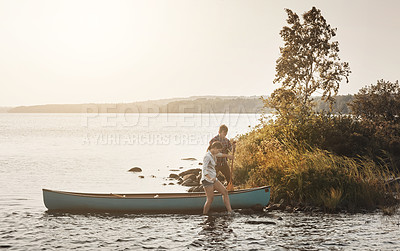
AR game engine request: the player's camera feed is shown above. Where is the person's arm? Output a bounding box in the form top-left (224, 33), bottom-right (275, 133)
top-left (216, 153), bottom-right (234, 160)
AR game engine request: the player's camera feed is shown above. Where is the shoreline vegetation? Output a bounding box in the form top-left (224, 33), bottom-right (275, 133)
top-left (233, 127), bottom-right (400, 213)
top-left (232, 7), bottom-right (400, 214)
top-left (3, 95), bottom-right (353, 114)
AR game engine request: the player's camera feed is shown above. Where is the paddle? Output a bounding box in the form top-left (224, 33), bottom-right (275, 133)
top-left (226, 143), bottom-right (235, 191)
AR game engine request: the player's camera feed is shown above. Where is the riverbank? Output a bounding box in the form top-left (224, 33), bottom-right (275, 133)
top-left (232, 117), bottom-right (400, 212)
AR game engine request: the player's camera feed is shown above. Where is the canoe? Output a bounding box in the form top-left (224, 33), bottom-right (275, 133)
top-left (42, 186), bottom-right (271, 213)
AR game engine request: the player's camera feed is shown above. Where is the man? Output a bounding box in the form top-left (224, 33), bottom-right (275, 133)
top-left (209, 124), bottom-right (235, 184)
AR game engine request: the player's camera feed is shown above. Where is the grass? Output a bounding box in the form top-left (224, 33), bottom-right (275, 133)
top-left (233, 126), bottom-right (400, 212)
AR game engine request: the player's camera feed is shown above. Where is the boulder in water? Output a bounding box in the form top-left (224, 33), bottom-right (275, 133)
top-left (169, 173), bottom-right (180, 179)
top-left (179, 168), bottom-right (201, 177)
top-left (181, 179), bottom-right (198, 187)
top-left (128, 167), bottom-right (142, 172)
top-left (188, 185), bottom-right (204, 192)
top-left (181, 158), bottom-right (197, 161)
top-left (183, 173), bottom-right (197, 181)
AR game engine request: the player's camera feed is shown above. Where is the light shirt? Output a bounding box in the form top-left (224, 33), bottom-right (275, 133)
top-left (201, 151), bottom-right (222, 183)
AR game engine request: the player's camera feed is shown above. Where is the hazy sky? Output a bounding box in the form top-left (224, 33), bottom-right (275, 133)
top-left (0, 0), bottom-right (399, 106)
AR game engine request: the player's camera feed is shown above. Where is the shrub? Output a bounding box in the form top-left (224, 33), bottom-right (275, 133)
top-left (234, 126), bottom-right (399, 211)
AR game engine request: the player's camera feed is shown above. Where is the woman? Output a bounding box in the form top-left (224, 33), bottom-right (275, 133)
top-left (201, 141), bottom-right (234, 215)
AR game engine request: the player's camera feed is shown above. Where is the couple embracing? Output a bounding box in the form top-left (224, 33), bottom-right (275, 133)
top-left (201, 125), bottom-right (235, 215)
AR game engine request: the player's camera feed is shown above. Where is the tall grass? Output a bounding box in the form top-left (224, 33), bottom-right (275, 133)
top-left (233, 126), bottom-right (399, 211)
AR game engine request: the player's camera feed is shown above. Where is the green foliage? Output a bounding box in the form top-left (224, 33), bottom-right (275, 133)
top-left (233, 133), bottom-right (397, 211)
top-left (268, 7), bottom-right (350, 115)
top-left (234, 102), bottom-right (400, 209)
top-left (349, 80), bottom-right (400, 170)
top-left (350, 79), bottom-right (400, 124)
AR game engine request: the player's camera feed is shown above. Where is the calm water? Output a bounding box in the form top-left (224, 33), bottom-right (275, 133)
top-left (1, 113), bottom-right (399, 250)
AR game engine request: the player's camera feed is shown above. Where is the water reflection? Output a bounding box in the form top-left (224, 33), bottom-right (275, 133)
top-left (192, 214), bottom-right (236, 249)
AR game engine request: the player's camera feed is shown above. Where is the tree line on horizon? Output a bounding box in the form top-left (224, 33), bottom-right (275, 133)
top-left (6, 95), bottom-right (355, 114)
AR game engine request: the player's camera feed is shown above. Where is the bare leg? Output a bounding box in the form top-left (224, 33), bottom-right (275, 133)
top-left (203, 185), bottom-right (214, 215)
top-left (213, 180), bottom-right (233, 212)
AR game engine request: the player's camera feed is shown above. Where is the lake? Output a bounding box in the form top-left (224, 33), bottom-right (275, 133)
top-left (0, 113), bottom-right (399, 250)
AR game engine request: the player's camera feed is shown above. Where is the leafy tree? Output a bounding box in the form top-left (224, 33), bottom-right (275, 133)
top-left (349, 79), bottom-right (400, 170)
top-left (267, 7), bottom-right (351, 115)
top-left (349, 79), bottom-right (400, 125)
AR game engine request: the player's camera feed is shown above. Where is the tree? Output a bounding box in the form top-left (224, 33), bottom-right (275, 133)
top-left (349, 80), bottom-right (400, 170)
top-left (349, 79), bottom-right (400, 125)
top-left (267, 7), bottom-right (351, 115)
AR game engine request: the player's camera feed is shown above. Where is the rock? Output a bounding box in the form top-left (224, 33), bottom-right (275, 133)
top-left (236, 208), bottom-right (254, 215)
top-left (188, 185), bottom-right (204, 192)
top-left (181, 179), bottom-right (199, 187)
top-left (181, 158), bottom-right (197, 161)
top-left (312, 207), bottom-right (323, 213)
top-left (245, 220), bottom-right (276, 225)
top-left (179, 168), bottom-right (201, 177)
top-left (177, 178), bottom-right (183, 184)
top-left (303, 206), bottom-right (313, 212)
top-left (251, 204), bottom-right (264, 212)
top-left (265, 199), bottom-right (287, 211)
top-left (162, 183), bottom-right (167, 186)
top-left (194, 185), bottom-right (204, 192)
top-left (266, 203), bottom-right (286, 211)
top-left (138, 176), bottom-right (144, 179)
top-left (150, 175), bottom-right (156, 178)
top-left (183, 174), bottom-right (197, 181)
top-left (198, 162), bottom-right (203, 165)
top-left (277, 203), bottom-right (286, 210)
top-left (386, 177), bottom-right (400, 190)
top-left (385, 176), bottom-right (400, 185)
top-left (285, 206), bottom-right (294, 213)
top-left (168, 183), bottom-right (175, 186)
top-left (128, 167), bottom-right (142, 172)
top-left (169, 173), bottom-right (180, 179)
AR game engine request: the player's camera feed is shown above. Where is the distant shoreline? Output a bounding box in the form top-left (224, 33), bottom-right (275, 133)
top-left (2, 95), bottom-right (353, 114)
top-left (4, 96), bottom-right (267, 114)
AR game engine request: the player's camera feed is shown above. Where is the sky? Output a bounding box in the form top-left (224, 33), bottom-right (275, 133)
top-left (0, 0), bottom-right (399, 106)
